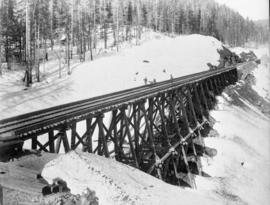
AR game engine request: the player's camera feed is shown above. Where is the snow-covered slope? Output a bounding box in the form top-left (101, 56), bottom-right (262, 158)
top-left (42, 150), bottom-right (220, 205)
top-left (0, 33), bottom-right (222, 119)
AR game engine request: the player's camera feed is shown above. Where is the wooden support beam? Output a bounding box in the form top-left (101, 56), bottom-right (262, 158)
top-left (36, 140), bottom-right (49, 152)
top-left (212, 78), bottom-right (220, 95)
top-left (224, 71), bottom-right (230, 84)
top-left (71, 123), bottom-right (77, 150)
top-left (133, 104), bottom-right (140, 160)
top-left (55, 132), bottom-right (62, 154)
top-left (113, 112), bottom-right (120, 160)
top-left (228, 70), bottom-right (235, 84)
top-left (32, 136), bottom-right (37, 150)
top-left (48, 130), bottom-right (55, 153)
top-left (83, 117), bottom-right (93, 152)
top-left (206, 80), bottom-right (215, 99)
top-left (168, 93), bottom-right (182, 139)
top-left (199, 82), bottom-right (210, 115)
top-left (176, 90), bottom-right (190, 131)
top-left (209, 78), bottom-right (218, 96)
top-left (221, 73), bottom-right (227, 86)
top-left (181, 88), bottom-right (194, 126)
top-left (172, 158), bottom-right (181, 186)
top-left (140, 104), bottom-right (156, 153)
top-left (139, 103), bottom-right (159, 174)
top-left (186, 86), bottom-right (199, 126)
top-left (218, 74), bottom-right (225, 89)
top-left (156, 95), bottom-right (170, 146)
top-left (192, 84), bottom-right (206, 121)
top-left (148, 98), bottom-right (154, 137)
top-left (61, 130), bottom-right (70, 153)
top-left (190, 139), bottom-right (202, 176)
top-left (122, 108), bottom-right (139, 168)
top-left (203, 80), bottom-right (213, 109)
top-left (97, 114), bottom-right (109, 157)
top-left (73, 130), bottom-right (86, 149)
top-left (103, 111), bottom-right (118, 142)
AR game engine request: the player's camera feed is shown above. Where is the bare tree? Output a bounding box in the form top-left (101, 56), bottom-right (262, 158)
top-left (88, 0), bottom-right (94, 60)
top-left (0, 1), bottom-right (2, 76)
top-left (102, 0), bottom-right (108, 49)
top-left (25, 0), bottom-right (31, 86)
top-left (35, 19), bottom-right (40, 82)
top-left (71, 0), bottom-right (74, 59)
top-left (93, 0), bottom-right (97, 50)
top-left (115, 0), bottom-right (120, 51)
top-left (50, 0), bottom-right (54, 50)
top-left (135, 0), bottom-right (141, 45)
top-left (0, 40), bottom-right (2, 76)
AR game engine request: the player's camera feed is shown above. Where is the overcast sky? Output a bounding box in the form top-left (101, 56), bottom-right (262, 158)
top-left (215, 0), bottom-right (269, 20)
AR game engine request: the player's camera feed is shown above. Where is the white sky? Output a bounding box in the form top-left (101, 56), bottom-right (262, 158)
top-left (215, 0), bottom-right (269, 20)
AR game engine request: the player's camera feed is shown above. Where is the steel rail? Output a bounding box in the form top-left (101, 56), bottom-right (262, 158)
top-left (0, 66), bottom-right (236, 140)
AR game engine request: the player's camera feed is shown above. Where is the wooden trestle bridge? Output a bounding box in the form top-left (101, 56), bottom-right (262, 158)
top-left (0, 66), bottom-right (238, 189)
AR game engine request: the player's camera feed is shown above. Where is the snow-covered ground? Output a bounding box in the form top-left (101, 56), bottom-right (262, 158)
top-left (0, 32), bottom-right (222, 119)
top-left (41, 45), bottom-right (270, 205)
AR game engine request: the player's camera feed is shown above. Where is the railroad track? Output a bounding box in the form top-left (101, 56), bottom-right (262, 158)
top-left (0, 66), bottom-right (236, 142)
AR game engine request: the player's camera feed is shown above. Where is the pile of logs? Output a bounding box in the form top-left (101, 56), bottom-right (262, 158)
top-left (240, 51), bottom-right (259, 63)
top-left (207, 46), bottom-right (260, 71)
top-left (207, 46), bottom-right (242, 70)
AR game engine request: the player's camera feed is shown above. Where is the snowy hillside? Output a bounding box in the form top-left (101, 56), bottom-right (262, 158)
top-left (0, 32), bottom-right (222, 119)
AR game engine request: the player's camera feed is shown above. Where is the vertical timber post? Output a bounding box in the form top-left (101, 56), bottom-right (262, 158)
top-left (48, 130), bottom-right (55, 153)
top-left (97, 114), bottom-right (109, 157)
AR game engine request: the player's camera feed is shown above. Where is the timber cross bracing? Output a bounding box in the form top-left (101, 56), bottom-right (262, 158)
top-left (0, 67), bottom-right (238, 188)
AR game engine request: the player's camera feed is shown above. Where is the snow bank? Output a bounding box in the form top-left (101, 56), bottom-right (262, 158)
top-left (0, 33), bottom-right (222, 119)
top-left (42, 150), bottom-right (219, 205)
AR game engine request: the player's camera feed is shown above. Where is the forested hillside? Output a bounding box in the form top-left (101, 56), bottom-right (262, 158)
top-left (0, 0), bottom-right (268, 86)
